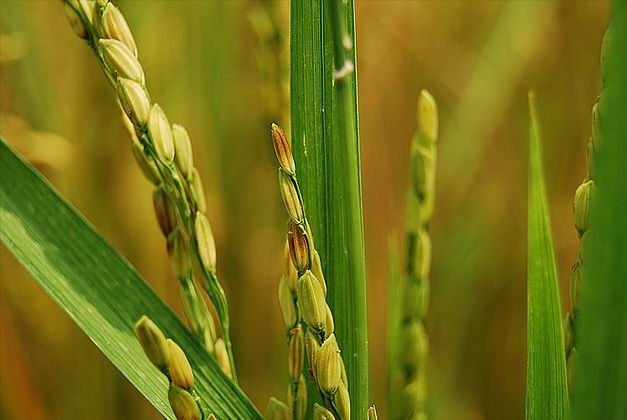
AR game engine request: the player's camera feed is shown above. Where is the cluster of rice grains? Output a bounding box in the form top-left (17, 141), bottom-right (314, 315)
top-left (564, 28), bottom-right (611, 386)
top-left (391, 90), bottom-right (438, 420)
top-left (135, 316), bottom-right (217, 420)
top-left (269, 124), bottom-right (352, 420)
top-left (64, 0), bottom-right (236, 417)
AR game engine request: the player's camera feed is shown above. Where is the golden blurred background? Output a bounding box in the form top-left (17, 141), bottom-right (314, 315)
top-left (0, 1), bottom-right (609, 419)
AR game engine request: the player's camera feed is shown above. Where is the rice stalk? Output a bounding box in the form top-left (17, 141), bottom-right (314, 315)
top-left (62, 0), bottom-right (237, 380)
top-left (392, 90), bottom-right (438, 420)
top-left (271, 123), bottom-right (350, 419)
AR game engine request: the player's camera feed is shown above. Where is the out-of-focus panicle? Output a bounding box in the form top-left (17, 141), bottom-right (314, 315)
top-left (392, 90), bottom-right (438, 420)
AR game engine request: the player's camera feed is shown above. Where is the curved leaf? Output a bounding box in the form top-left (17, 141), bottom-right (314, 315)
top-left (0, 139), bottom-right (262, 420)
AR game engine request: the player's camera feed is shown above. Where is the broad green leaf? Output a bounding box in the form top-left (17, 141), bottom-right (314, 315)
top-left (290, 0), bottom-right (369, 416)
top-left (572, 4), bottom-right (627, 419)
top-left (0, 139), bottom-right (262, 420)
top-left (525, 93), bottom-right (569, 420)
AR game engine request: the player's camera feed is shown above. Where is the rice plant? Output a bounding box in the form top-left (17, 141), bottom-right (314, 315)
top-left (0, 1), bottom-right (625, 419)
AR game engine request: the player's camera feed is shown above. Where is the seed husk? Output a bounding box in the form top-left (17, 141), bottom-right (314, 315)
top-left (367, 406), bottom-right (379, 420)
top-left (413, 230), bottom-right (432, 280)
top-left (153, 186), bottom-right (178, 237)
top-left (287, 374), bottom-right (308, 420)
top-left (285, 238), bottom-right (298, 290)
top-left (131, 140), bottom-right (160, 184)
top-left (102, 3), bottom-right (137, 57)
top-left (167, 339), bottom-right (194, 390)
top-left (401, 276), bottom-right (429, 321)
top-left (324, 304), bottom-right (335, 336)
top-left (574, 180), bottom-right (594, 236)
top-left (306, 330), bottom-right (321, 381)
top-left (332, 382), bottom-right (351, 420)
top-left (417, 89), bottom-right (438, 143)
top-left (278, 275), bottom-right (297, 328)
top-left (563, 313), bottom-right (575, 358)
top-left (304, 221), bottom-right (316, 262)
top-left (411, 143), bottom-right (435, 207)
top-left (271, 123), bottom-right (296, 175)
top-left (195, 212), bottom-right (217, 272)
top-left (148, 103), bottom-right (175, 162)
top-left (313, 403), bottom-right (336, 420)
top-left (266, 397), bottom-right (289, 420)
top-left (99, 38), bottom-right (144, 84)
top-left (178, 279), bottom-right (215, 354)
top-left (172, 124), bottom-right (194, 180)
top-left (117, 77), bottom-right (150, 126)
top-left (400, 321), bottom-right (428, 375)
top-left (316, 334), bottom-right (342, 395)
top-left (64, 1), bottom-right (89, 39)
top-left (288, 222), bottom-right (311, 273)
top-left (190, 167), bottom-right (207, 213)
top-left (296, 270), bottom-right (326, 331)
top-left (405, 190), bottom-right (423, 236)
top-left (120, 108), bottom-right (140, 143)
top-left (134, 315), bottom-right (171, 369)
top-left (76, 0), bottom-right (95, 24)
top-left (91, 0), bottom-right (105, 36)
top-left (279, 169), bottom-right (304, 224)
top-left (399, 379), bottom-right (427, 418)
top-left (168, 383), bottom-right (201, 420)
top-left (340, 356), bottom-right (347, 386)
top-left (311, 249), bottom-right (327, 296)
top-left (570, 263), bottom-right (582, 310)
top-left (167, 232), bottom-right (191, 280)
top-left (288, 325), bottom-right (305, 382)
top-left (215, 338), bottom-right (232, 378)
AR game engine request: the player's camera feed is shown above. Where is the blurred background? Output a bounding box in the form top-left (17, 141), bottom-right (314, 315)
top-left (0, 1), bottom-right (609, 419)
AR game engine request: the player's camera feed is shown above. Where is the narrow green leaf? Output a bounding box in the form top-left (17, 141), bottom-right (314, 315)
top-left (525, 93), bottom-right (569, 419)
top-left (290, 0), bottom-right (369, 416)
top-left (0, 139), bottom-right (262, 420)
top-left (572, 4), bottom-right (627, 419)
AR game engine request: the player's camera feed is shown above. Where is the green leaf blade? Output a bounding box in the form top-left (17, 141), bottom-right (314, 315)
top-left (290, 0), bottom-right (369, 416)
top-left (572, 3), bottom-right (627, 419)
top-left (0, 139), bottom-right (262, 420)
top-left (525, 93), bottom-right (569, 420)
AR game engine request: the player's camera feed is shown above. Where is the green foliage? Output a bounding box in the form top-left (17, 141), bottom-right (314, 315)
top-left (572, 4), bottom-right (627, 419)
top-left (525, 94), bottom-right (569, 420)
top-left (0, 139), bottom-right (262, 420)
top-left (290, 0), bottom-right (369, 416)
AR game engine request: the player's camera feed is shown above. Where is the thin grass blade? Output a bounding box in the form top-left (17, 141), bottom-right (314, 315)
top-left (525, 93), bottom-right (569, 420)
top-left (0, 139), bottom-right (262, 420)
